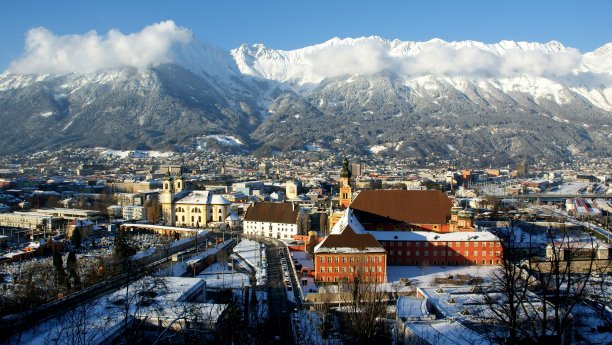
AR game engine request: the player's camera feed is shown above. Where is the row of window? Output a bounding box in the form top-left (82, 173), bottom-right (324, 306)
top-left (380, 241), bottom-right (500, 248)
top-left (319, 255), bottom-right (384, 264)
top-left (319, 266), bottom-right (383, 273)
top-left (386, 259), bottom-right (500, 266)
top-left (386, 250), bottom-right (501, 257)
top-left (321, 276), bottom-right (383, 283)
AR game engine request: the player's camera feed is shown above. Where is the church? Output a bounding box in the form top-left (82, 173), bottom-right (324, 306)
top-left (160, 175), bottom-right (231, 228)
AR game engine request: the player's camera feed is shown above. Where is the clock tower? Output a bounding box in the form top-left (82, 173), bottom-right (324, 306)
top-left (339, 157), bottom-right (352, 208)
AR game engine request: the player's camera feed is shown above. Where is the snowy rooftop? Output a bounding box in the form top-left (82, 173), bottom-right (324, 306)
top-left (175, 190), bottom-right (231, 205)
top-left (12, 277), bottom-right (224, 345)
top-left (367, 230), bottom-right (499, 242)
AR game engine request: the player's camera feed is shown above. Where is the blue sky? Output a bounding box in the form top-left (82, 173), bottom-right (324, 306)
top-left (1, 0), bottom-right (611, 71)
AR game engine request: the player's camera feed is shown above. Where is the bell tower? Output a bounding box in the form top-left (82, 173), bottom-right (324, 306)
top-left (339, 157), bottom-right (352, 208)
top-left (161, 175), bottom-right (175, 225)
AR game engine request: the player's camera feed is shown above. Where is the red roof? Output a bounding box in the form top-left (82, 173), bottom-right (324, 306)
top-left (350, 190), bottom-right (452, 225)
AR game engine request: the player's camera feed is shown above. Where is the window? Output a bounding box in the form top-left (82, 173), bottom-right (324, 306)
top-left (328, 267), bottom-right (332, 273)
top-left (482, 251), bottom-right (486, 256)
top-left (328, 257), bottom-right (332, 263)
top-left (416, 242), bottom-right (420, 247)
top-left (474, 242), bottom-right (479, 247)
top-left (489, 251), bottom-right (494, 256)
top-left (424, 251), bottom-right (429, 257)
top-left (342, 267), bottom-right (346, 273)
top-left (433, 251), bottom-right (438, 257)
top-left (424, 242), bottom-right (429, 247)
top-left (398, 250), bottom-right (403, 256)
top-left (350, 257), bottom-right (354, 263)
top-left (377, 256), bottom-right (382, 263)
top-left (490, 242), bottom-right (494, 247)
top-left (342, 257), bottom-right (347, 263)
top-left (415, 251), bottom-right (420, 256)
top-left (473, 251), bottom-right (478, 256)
top-left (364, 267), bottom-right (369, 273)
top-left (335, 267), bottom-right (339, 272)
top-left (350, 267), bottom-right (354, 273)
top-left (377, 266), bottom-right (382, 272)
top-left (335, 257), bottom-right (339, 263)
top-left (320, 267), bottom-right (324, 272)
top-left (320, 257), bottom-right (324, 263)
top-left (407, 250), bottom-right (411, 256)
top-left (390, 250), bottom-right (394, 255)
top-left (455, 242), bottom-right (460, 247)
top-left (441, 251), bottom-right (446, 256)
top-left (464, 251), bottom-right (468, 256)
top-left (496, 251), bottom-right (501, 256)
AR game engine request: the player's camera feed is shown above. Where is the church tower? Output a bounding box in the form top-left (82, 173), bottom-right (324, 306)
top-left (339, 157), bottom-right (352, 208)
top-left (161, 175), bottom-right (175, 225)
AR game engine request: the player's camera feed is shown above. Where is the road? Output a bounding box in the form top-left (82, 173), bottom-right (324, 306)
top-left (256, 236), bottom-right (297, 345)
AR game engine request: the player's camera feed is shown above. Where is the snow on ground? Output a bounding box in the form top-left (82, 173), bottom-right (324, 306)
top-left (197, 262), bottom-right (251, 289)
top-left (387, 265), bottom-right (499, 288)
top-left (97, 148), bottom-right (173, 159)
top-left (232, 239), bottom-right (267, 285)
top-left (11, 277), bottom-right (213, 345)
top-left (204, 135), bottom-right (244, 146)
top-left (369, 145), bottom-right (388, 154)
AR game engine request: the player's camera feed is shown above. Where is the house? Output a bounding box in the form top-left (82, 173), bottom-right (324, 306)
top-left (314, 216), bottom-right (387, 283)
top-left (243, 202), bottom-right (301, 239)
top-left (66, 219), bottom-right (94, 239)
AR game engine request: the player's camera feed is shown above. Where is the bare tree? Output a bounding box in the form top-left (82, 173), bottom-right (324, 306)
top-left (338, 272), bottom-right (389, 344)
top-left (478, 221), bottom-right (611, 344)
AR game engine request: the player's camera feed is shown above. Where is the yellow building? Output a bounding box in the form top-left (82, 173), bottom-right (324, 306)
top-left (160, 175), bottom-right (230, 227)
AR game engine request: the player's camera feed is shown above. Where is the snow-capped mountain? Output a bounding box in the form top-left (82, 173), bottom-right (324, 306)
top-left (1, 35), bottom-right (611, 165)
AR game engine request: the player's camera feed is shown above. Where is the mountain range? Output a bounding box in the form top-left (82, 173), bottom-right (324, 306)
top-left (1, 35), bottom-right (611, 165)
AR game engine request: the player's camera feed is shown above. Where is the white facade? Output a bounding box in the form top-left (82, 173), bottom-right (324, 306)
top-left (122, 206), bottom-right (146, 221)
top-left (243, 220), bottom-right (298, 239)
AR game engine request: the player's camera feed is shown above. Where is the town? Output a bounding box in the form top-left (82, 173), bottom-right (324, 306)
top-left (0, 148), bottom-right (610, 344)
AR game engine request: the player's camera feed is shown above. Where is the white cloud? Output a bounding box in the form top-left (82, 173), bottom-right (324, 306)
top-left (264, 38), bottom-right (588, 84)
top-left (8, 20), bottom-right (192, 74)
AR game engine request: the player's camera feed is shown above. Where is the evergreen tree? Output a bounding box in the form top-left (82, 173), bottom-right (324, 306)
top-left (70, 228), bottom-right (82, 249)
top-left (113, 229), bottom-right (137, 261)
top-left (66, 251), bottom-right (81, 287)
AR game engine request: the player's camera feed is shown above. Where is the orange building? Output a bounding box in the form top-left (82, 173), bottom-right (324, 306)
top-left (314, 223), bottom-right (387, 283)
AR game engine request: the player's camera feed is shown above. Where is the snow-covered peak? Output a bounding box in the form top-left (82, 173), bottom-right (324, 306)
top-left (231, 37), bottom-right (593, 86)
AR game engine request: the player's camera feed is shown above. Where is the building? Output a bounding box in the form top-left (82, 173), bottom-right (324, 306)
top-left (349, 190), bottom-right (453, 232)
top-left (314, 217), bottom-right (387, 283)
top-left (0, 212), bottom-right (60, 231)
top-left (33, 208), bottom-right (101, 221)
top-left (372, 229), bottom-right (502, 266)
top-left (122, 206), bottom-right (146, 221)
top-left (66, 219), bottom-right (95, 239)
top-left (350, 162), bottom-right (362, 177)
top-left (243, 202), bottom-right (301, 239)
top-left (160, 175), bottom-right (230, 227)
top-left (285, 180), bottom-right (301, 200)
